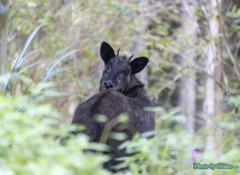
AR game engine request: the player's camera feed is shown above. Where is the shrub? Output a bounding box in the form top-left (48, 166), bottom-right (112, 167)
top-left (0, 94), bottom-right (110, 175)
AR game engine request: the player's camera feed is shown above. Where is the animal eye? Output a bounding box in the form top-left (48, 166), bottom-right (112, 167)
top-left (123, 71), bottom-right (129, 76)
top-left (105, 65), bottom-right (111, 70)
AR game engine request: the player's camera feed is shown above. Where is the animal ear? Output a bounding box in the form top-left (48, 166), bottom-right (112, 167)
top-left (130, 57), bottom-right (149, 74)
top-left (100, 41), bottom-right (115, 64)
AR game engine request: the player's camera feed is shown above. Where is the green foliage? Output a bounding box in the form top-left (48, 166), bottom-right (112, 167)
top-left (116, 107), bottom-right (240, 175)
top-left (0, 93), bottom-right (240, 174)
top-left (227, 5), bottom-right (240, 25)
top-left (1, 1), bottom-right (240, 174)
top-left (0, 94), bottom-right (110, 175)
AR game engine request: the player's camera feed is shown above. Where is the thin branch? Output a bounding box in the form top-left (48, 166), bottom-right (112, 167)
top-left (216, 0), bottom-right (224, 62)
top-left (224, 37), bottom-right (240, 81)
top-left (234, 39), bottom-right (240, 60)
top-left (156, 68), bottom-right (190, 95)
top-left (182, 1), bottom-right (200, 33)
top-left (156, 64), bottom-right (227, 96)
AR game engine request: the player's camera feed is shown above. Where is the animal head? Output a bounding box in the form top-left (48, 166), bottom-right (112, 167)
top-left (99, 41), bottom-right (149, 93)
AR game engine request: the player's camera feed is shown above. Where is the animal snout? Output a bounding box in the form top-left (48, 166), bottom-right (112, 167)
top-left (104, 80), bottom-right (113, 89)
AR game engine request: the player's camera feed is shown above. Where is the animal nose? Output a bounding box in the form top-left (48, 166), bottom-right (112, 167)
top-left (104, 80), bottom-right (113, 89)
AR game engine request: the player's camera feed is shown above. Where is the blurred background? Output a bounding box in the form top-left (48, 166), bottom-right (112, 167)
top-left (1, 0), bottom-right (240, 174)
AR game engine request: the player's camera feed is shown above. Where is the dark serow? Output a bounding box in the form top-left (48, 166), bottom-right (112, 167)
top-left (72, 41), bottom-right (155, 172)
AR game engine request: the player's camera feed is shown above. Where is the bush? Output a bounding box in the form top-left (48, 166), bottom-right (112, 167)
top-left (0, 94), bottom-right (110, 175)
top-left (1, 94), bottom-right (239, 175)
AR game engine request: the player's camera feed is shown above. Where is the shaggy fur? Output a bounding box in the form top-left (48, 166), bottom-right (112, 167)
top-left (72, 41), bottom-right (155, 172)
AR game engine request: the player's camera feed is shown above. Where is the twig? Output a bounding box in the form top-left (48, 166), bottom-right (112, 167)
top-left (234, 39), bottom-right (240, 60)
top-left (156, 64), bottom-right (227, 95)
top-left (156, 68), bottom-right (190, 95)
top-left (182, 1), bottom-right (200, 33)
top-left (224, 38), bottom-right (240, 81)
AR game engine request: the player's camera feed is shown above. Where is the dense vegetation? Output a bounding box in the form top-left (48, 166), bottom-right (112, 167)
top-left (0, 0), bottom-right (240, 174)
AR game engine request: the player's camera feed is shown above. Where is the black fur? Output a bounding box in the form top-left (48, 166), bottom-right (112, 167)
top-left (72, 41), bottom-right (155, 172)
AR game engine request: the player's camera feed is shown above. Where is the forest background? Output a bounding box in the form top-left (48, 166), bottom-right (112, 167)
top-left (0, 0), bottom-right (240, 174)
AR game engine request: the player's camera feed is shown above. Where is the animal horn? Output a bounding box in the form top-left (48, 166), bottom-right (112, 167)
top-left (116, 48), bottom-right (120, 56)
top-left (128, 54), bottom-right (134, 61)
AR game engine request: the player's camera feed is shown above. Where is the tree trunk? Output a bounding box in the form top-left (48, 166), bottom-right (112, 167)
top-left (215, 0), bottom-right (223, 120)
top-left (132, 0), bottom-right (149, 86)
top-left (0, 0), bottom-right (9, 75)
top-left (180, 1), bottom-right (197, 135)
top-left (203, 0), bottom-right (222, 160)
top-left (179, 1), bottom-right (198, 166)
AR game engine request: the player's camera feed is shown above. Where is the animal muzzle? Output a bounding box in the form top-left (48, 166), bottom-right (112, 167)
top-left (104, 80), bottom-right (114, 89)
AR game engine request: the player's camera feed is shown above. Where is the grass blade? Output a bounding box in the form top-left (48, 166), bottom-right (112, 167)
top-left (18, 59), bottom-right (50, 74)
top-left (42, 49), bottom-right (79, 82)
top-left (21, 49), bottom-right (40, 65)
top-left (64, 70), bottom-right (82, 94)
top-left (43, 68), bottom-right (71, 82)
top-left (56, 40), bottom-right (81, 56)
top-left (11, 24), bottom-right (44, 72)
